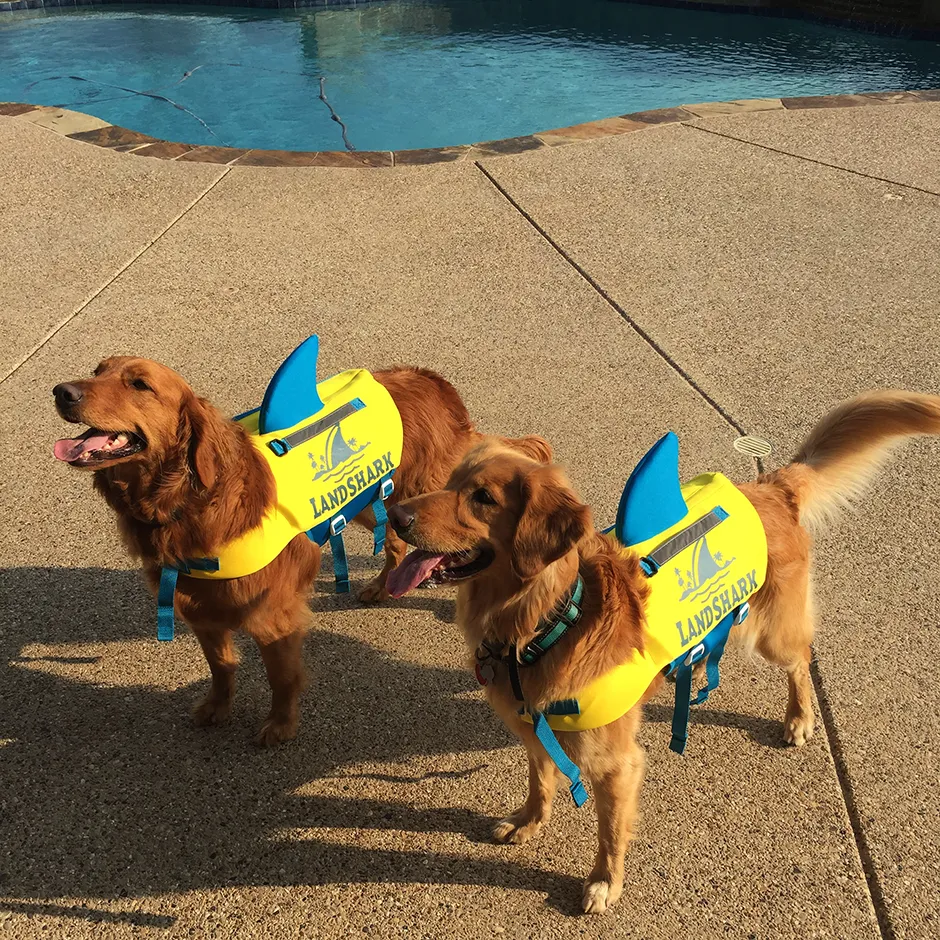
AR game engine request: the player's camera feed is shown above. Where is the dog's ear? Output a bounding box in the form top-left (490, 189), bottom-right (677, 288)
top-left (502, 435), bottom-right (554, 464)
top-left (511, 465), bottom-right (591, 581)
top-left (185, 396), bottom-right (222, 490)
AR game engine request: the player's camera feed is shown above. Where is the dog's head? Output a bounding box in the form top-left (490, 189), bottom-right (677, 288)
top-left (387, 438), bottom-right (591, 597)
top-left (52, 356), bottom-right (220, 488)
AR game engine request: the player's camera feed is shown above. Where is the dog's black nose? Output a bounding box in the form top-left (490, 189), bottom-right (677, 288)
top-left (53, 383), bottom-right (84, 407)
top-left (388, 504), bottom-right (414, 533)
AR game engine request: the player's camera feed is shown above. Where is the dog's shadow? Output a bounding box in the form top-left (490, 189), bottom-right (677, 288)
top-left (644, 701), bottom-right (787, 750)
top-left (0, 565), bottom-right (581, 923)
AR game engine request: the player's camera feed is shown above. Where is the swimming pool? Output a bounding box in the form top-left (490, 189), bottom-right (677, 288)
top-left (2, 1), bottom-right (939, 152)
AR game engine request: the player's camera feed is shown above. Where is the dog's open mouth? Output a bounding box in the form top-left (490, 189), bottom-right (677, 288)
top-left (387, 545), bottom-right (493, 598)
top-left (53, 428), bottom-right (146, 467)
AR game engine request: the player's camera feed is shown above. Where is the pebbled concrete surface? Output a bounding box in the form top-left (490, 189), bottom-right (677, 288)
top-left (3, 102), bottom-right (935, 937)
top-left (690, 101), bottom-right (940, 194)
top-left (483, 117), bottom-right (940, 940)
top-left (0, 117), bottom-right (223, 380)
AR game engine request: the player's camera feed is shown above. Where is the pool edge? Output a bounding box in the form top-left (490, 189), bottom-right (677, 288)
top-left (2, 90), bottom-right (939, 168)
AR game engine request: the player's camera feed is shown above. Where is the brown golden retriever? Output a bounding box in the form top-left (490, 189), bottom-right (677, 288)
top-left (386, 390), bottom-right (940, 913)
top-left (52, 356), bottom-right (549, 746)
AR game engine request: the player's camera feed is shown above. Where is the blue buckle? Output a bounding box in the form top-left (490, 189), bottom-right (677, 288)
top-left (380, 478), bottom-right (394, 500)
top-left (330, 515), bottom-right (347, 537)
top-left (268, 439), bottom-right (289, 456)
top-left (734, 601), bottom-right (750, 625)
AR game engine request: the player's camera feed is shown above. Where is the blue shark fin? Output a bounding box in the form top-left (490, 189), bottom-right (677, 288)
top-left (258, 335), bottom-right (324, 435)
top-left (614, 432), bottom-right (689, 547)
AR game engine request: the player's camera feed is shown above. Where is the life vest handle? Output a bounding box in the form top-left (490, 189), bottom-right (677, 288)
top-left (639, 506), bottom-right (728, 577)
top-left (268, 398), bottom-right (365, 456)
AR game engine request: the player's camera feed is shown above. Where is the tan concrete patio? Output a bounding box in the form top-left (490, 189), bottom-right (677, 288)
top-left (1, 100), bottom-right (938, 939)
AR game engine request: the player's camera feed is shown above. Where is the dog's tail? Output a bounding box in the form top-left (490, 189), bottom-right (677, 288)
top-left (776, 390), bottom-right (940, 531)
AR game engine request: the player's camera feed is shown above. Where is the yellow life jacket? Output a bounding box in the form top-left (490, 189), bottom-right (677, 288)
top-left (186, 368), bottom-right (402, 580)
top-left (531, 470), bottom-right (767, 733)
top-left (157, 336), bottom-right (403, 640)
top-left (486, 432), bottom-right (768, 804)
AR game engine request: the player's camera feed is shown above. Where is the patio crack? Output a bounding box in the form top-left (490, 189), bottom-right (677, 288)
top-left (477, 155), bottom-right (891, 940)
top-left (474, 160), bottom-right (752, 441)
top-left (810, 657), bottom-right (897, 940)
top-left (683, 122), bottom-right (940, 200)
top-left (1, 166), bottom-right (233, 387)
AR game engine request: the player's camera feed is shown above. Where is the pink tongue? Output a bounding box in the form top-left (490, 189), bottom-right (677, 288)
top-left (53, 432), bottom-right (112, 462)
top-left (387, 550), bottom-right (446, 598)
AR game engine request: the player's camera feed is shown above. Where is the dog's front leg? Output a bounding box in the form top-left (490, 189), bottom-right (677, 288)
top-left (582, 742), bottom-right (645, 915)
top-left (493, 731), bottom-right (559, 845)
top-left (254, 628), bottom-right (306, 747)
top-left (192, 625), bottom-right (238, 727)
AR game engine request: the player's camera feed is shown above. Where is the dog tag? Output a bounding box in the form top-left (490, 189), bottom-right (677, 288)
top-left (475, 663), bottom-right (494, 686)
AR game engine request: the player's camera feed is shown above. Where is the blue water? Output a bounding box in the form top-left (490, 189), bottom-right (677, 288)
top-left (1, 1), bottom-right (939, 151)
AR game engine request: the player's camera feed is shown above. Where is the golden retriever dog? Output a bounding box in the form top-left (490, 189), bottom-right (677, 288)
top-left (52, 356), bottom-right (549, 746)
top-left (386, 390), bottom-right (940, 913)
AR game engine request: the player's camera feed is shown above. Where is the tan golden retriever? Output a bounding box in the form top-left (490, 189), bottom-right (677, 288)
top-left (52, 356), bottom-right (549, 746)
top-left (386, 390), bottom-right (940, 913)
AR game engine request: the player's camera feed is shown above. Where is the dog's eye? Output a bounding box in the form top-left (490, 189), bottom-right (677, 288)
top-left (472, 488), bottom-right (497, 506)
top-left (131, 378), bottom-right (151, 392)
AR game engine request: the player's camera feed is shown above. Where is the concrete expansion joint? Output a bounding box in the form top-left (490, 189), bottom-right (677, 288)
top-left (682, 122), bottom-right (940, 201)
top-left (477, 147), bottom-right (909, 939)
top-left (0, 165), bottom-right (233, 387)
top-left (810, 658), bottom-right (896, 940)
top-left (473, 159), bottom-right (754, 445)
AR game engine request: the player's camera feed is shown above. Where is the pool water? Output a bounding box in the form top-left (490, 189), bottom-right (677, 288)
top-left (2, 1), bottom-right (939, 151)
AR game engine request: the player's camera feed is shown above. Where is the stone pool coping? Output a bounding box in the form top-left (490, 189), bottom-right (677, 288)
top-left (2, 89), bottom-right (939, 167)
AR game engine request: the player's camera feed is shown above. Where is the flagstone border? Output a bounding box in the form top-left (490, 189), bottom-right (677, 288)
top-left (2, 90), bottom-right (938, 167)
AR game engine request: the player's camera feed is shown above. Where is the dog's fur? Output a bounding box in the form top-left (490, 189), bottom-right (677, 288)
top-left (390, 390), bottom-right (940, 913)
top-left (53, 356), bottom-right (550, 745)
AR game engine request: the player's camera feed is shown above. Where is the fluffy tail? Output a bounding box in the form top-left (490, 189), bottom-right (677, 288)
top-left (778, 390), bottom-right (940, 530)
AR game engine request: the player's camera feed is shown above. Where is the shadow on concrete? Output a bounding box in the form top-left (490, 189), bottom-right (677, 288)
top-left (0, 566), bottom-right (580, 921)
top-left (0, 566), bottom-right (787, 924)
top-left (644, 700), bottom-right (788, 750)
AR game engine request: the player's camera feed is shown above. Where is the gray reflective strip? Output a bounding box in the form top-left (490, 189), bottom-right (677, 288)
top-left (273, 399), bottom-right (363, 453)
top-left (647, 508), bottom-right (726, 569)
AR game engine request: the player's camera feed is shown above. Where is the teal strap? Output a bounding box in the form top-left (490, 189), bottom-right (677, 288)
top-left (545, 699), bottom-right (580, 716)
top-left (669, 608), bottom-right (737, 752)
top-left (519, 575), bottom-right (584, 665)
top-left (532, 711), bottom-right (589, 807)
top-left (692, 616), bottom-right (733, 706)
top-left (670, 661), bottom-right (694, 754)
top-left (157, 558), bottom-right (220, 641)
top-left (330, 532), bottom-right (349, 594)
top-left (157, 566), bottom-right (179, 642)
top-left (370, 476), bottom-right (394, 556)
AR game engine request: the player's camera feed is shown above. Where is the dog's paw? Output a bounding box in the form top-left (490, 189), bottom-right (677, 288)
top-left (192, 695), bottom-right (232, 727)
top-left (357, 578), bottom-right (389, 605)
top-left (492, 812), bottom-right (545, 845)
top-left (783, 712), bottom-right (815, 747)
top-left (582, 878), bottom-right (622, 915)
top-left (255, 716), bottom-right (297, 748)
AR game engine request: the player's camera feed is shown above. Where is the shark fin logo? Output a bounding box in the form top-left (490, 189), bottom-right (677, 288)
top-left (308, 423), bottom-right (371, 483)
top-left (674, 536), bottom-right (735, 603)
